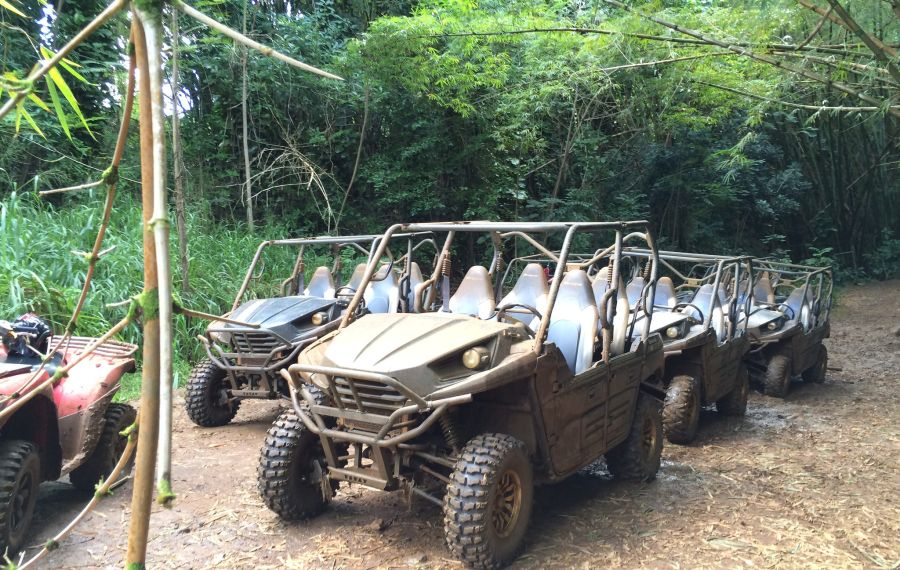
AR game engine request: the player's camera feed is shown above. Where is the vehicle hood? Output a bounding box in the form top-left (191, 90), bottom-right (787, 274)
top-left (299, 312), bottom-right (534, 398)
top-left (215, 296), bottom-right (335, 341)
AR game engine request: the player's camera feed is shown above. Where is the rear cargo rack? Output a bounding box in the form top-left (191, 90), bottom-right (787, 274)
top-left (50, 336), bottom-right (138, 360)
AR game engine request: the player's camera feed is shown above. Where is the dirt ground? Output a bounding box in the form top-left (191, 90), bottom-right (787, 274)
top-left (28, 281), bottom-right (900, 569)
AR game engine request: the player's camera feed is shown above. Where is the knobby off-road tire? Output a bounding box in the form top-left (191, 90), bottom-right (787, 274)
top-left (0, 440), bottom-right (40, 554)
top-left (606, 393), bottom-right (663, 481)
top-left (443, 433), bottom-right (534, 570)
top-left (258, 409), bottom-right (332, 520)
top-left (717, 364), bottom-right (750, 416)
top-left (764, 353), bottom-right (792, 398)
top-left (185, 359), bottom-right (240, 427)
top-left (70, 403), bottom-right (137, 492)
top-left (802, 345), bottom-right (828, 384)
top-left (663, 375), bottom-right (701, 444)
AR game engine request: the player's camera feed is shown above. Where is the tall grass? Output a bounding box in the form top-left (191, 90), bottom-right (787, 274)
top-left (0, 190), bottom-right (302, 387)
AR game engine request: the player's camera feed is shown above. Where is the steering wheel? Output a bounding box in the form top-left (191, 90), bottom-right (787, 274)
top-left (334, 286), bottom-right (367, 315)
top-left (495, 303), bottom-right (542, 336)
top-left (674, 302), bottom-right (704, 324)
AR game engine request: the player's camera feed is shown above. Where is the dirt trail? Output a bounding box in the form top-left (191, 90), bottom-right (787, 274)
top-left (29, 281), bottom-right (900, 569)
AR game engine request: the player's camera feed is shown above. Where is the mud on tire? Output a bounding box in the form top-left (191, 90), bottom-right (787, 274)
top-left (443, 433), bottom-right (534, 570)
top-left (185, 359), bottom-right (239, 427)
top-left (764, 353), bottom-right (792, 398)
top-left (802, 345), bottom-right (828, 384)
top-left (257, 409), bottom-right (332, 520)
top-left (663, 375), bottom-right (701, 444)
top-left (717, 364), bottom-right (750, 416)
top-left (0, 440), bottom-right (40, 554)
top-left (606, 392), bottom-right (663, 481)
top-left (70, 403), bottom-right (137, 492)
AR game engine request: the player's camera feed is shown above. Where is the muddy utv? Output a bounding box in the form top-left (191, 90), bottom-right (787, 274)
top-left (742, 260), bottom-right (833, 398)
top-left (0, 314), bottom-right (137, 554)
top-left (187, 232), bottom-right (436, 427)
top-left (258, 221), bottom-right (667, 569)
top-left (618, 250), bottom-right (756, 444)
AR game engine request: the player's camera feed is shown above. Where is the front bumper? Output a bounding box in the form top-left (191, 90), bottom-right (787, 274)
top-left (284, 363), bottom-right (471, 449)
top-left (198, 325), bottom-right (310, 375)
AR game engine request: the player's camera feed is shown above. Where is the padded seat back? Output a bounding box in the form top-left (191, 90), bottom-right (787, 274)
top-left (592, 267), bottom-right (629, 356)
top-left (548, 270), bottom-right (599, 374)
top-left (346, 263), bottom-right (368, 292)
top-left (497, 263), bottom-right (548, 330)
top-left (304, 266), bottom-right (335, 299)
top-left (754, 275), bottom-right (775, 305)
top-left (655, 277), bottom-right (677, 309)
top-left (404, 262), bottom-right (424, 312)
top-left (364, 263), bottom-right (400, 314)
top-left (626, 276), bottom-right (646, 310)
top-left (449, 266), bottom-right (495, 319)
top-left (687, 284), bottom-right (726, 343)
top-left (782, 286), bottom-right (812, 330)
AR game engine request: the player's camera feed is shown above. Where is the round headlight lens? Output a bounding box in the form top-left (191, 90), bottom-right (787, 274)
top-left (766, 320), bottom-right (779, 331)
top-left (462, 347), bottom-right (490, 370)
top-left (665, 326), bottom-right (680, 339)
top-left (311, 312), bottom-right (328, 326)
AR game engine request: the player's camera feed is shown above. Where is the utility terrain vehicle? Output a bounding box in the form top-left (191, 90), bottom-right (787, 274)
top-left (258, 221), bottom-right (667, 569)
top-left (188, 233), bottom-right (436, 426)
top-left (619, 250), bottom-right (756, 443)
top-left (0, 314), bottom-right (136, 553)
top-left (743, 260), bottom-right (833, 398)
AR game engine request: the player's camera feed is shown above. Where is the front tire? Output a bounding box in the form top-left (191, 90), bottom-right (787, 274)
top-left (717, 364), bottom-right (749, 416)
top-left (257, 410), bottom-right (331, 520)
top-left (185, 359), bottom-right (239, 427)
top-left (0, 440), bottom-right (40, 554)
top-left (70, 403), bottom-right (137, 492)
top-left (663, 375), bottom-right (701, 444)
top-left (802, 345), bottom-right (828, 384)
top-left (444, 433), bottom-right (534, 570)
top-left (764, 353), bottom-right (792, 398)
top-left (606, 392), bottom-right (663, 481)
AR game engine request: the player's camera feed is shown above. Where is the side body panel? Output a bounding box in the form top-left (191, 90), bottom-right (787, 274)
top-left (701, 334), bottom-right (751, 404)
top-left (790, 323), bottom-right (829, 374)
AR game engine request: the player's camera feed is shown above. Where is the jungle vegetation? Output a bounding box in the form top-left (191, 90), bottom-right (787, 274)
top-left (1, 0), bottom-right (898, 367)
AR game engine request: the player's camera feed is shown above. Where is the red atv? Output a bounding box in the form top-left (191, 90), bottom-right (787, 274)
top-left (0, 314), bottom-right (137, 554)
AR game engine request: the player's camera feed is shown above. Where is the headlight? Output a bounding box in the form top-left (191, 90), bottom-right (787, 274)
top-left (665, 326), bottom-right (681, 339)
top-left (462, 346), bottom-right (490, 370)
top-left (311, 312), bottom-right (328, 326)
top-left (209, 330), bottom-right (231, 344)
top-left (766, 318), bottom-right (783, 331)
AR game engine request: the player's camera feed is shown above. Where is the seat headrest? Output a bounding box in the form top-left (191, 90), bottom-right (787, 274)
top-left (754, 275), bottom-right (775, 304)
top-left (498, 263), bottom-right (548, 327)
top-left (365, 263), bottom-right (400, 313)
top-left (449, 266), bottom-right (495, 319)
top-left (554, 270), bottom-right (595, 314)
top-left (304, 266), bottom-right (335, 299)
top-left (408, 261), bottom-right (423, 282)
top-left (548, 270), bottom-right (598, 374)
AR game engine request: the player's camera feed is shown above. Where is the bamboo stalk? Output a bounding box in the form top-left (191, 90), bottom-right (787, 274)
top-left (125, 15), bottom-right (161, 567)
top-left (173, 0), bottom-right (343, 80)
top-left (139, 8), bottom-right (176, 507)
top-left (0, 0), bottom-right (126, 121)
top-left (39, 180), bottom-right (103, 195)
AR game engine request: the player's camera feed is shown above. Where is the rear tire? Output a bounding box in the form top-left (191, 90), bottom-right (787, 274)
top-left (764, 353), bottom-right (792, 398)
top-left (0, 440), bottom-right (40, 554)
top-left (185, 359), bottom-right (239, 427)
top-left (663, 375), bottom-right (700, 444)
top-left (606, 393), bottom-right (663, 481)
top-left (257, 410), bottom-right (331, 520)
top-left (717, 365), bottom-right (749, 416)
top-left (70, 403), bottom-right (137, 492)
top-left (444, 433), bottom-right (533, 570)
top-left (802, 345), bottom-right (828, 384)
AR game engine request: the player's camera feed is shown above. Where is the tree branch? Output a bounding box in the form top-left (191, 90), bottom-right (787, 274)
top-left (821, 0), bottom-right (900, 84)
top-left (694, 79), bottom-right (889, 112)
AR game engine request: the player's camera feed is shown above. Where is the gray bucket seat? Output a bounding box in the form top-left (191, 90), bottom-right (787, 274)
top-left (548, 270), bottom-right (599, 374)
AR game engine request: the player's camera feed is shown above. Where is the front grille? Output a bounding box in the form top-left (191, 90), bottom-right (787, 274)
top-left (230, 332), bottom-right (286, 355)
top-left (332, 377), bottom-right (408, 415)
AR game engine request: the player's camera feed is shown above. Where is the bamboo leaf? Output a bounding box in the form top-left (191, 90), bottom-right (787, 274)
top-left (40, 47), bottom-right (90, 84)
top-left (45, 78), bottom-right (72, 141)
top-left (0, 0), bottom-right (27, 18)
top-left (46, 66), bottom-right (94, 139)
top-left (27, 92), bottom-right (50, 112)
top-left (16, 103), bottom-right (45, 138)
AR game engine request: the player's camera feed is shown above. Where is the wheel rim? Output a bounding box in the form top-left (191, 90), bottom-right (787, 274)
top-left (642, 416), bottom-right (658, 461)
top-left (10, 471), bottom-right (33, 532)
top-left (492, 469), bottom-right (523, 538)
